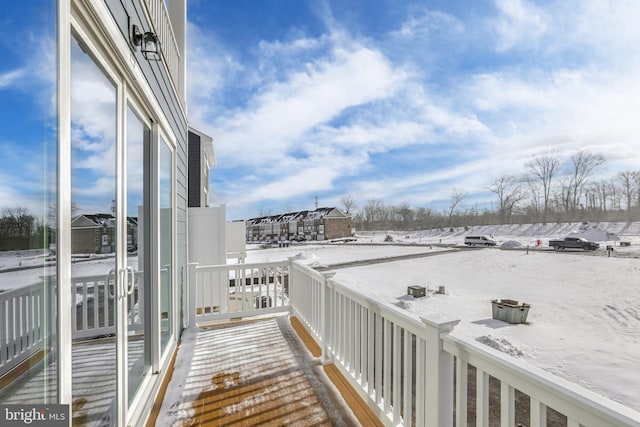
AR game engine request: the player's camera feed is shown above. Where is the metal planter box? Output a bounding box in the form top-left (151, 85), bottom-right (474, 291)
top-left (407, 285), bottom-right (426, 298)
top-left (492, 299), bottom-right (530, 324)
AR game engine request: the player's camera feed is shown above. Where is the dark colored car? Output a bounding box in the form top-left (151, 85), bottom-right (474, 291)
top-left (548, 237), bottom-right (599, 251)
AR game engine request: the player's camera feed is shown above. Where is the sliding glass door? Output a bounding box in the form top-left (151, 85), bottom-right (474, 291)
top-left (70, 35), bottom-right (155, 426)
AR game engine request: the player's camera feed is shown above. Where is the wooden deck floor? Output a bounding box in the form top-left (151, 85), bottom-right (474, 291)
top-left (156, 316), bottom-right (370, 426)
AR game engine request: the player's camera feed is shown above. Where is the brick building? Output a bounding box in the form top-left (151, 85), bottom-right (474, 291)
top-left (246, 207), bottom-right (352, 242)
top-left (71, 214), bottom-right (138, 254)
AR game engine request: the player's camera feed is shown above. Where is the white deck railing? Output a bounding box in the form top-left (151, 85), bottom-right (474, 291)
top-left (188, 261), bottom-right (290, 326)
top-left (0, 280), bottom-right (54, 378)
top-left (189, 258), bottom-right (640, 427)
top-left (71, 272), bottom-right (144, 340)
top-left (1, 272), bottom-right (144, 378)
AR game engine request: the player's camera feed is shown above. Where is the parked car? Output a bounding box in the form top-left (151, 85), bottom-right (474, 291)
top-left (464, 235), bottom-right (496, 246)
top-left (293, 235), bottom-right (306, 242)
top-left (548, 237), bottom-right (599, 251)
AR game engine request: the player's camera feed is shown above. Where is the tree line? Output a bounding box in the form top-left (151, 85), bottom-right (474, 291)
top-left (0, 207), bottom-right (50, 250)
top-left (341, 149), bottom-right (640, 231)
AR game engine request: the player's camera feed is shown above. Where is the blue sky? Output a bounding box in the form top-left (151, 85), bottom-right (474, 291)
top-left (187, 0), bottom-right (640, 220)
top-left (2, 1), bottom-right (640, 223)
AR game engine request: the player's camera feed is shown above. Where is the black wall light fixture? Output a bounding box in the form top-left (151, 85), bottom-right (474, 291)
top-left (130, 22), bottom-right (161, 61)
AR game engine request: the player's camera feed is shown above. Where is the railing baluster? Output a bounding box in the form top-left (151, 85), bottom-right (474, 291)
top-left (383, 317), bottom-right (392, 414)
top-left (530, 397), bottom-right (546, 426)
top-left (501, 382), bottom-right (515, 427)
top-left (477, 368), bottom-right (490, 427)
top-left (392, 323), bottom-right (402, 423)
top-left (374, 313), bottom-right (383, 405)
top-left (415, 336), bottom-right (426, 426)
top-left (1, 297), bottom-right (7, 366)
top-left (456, 358), bottom-right (468, 427)
top-left (354, 304), bottom-right (361, 381)
top-left (403, 330), bottom-right (413, 427)
top-left (367, 309), bottom-right (374, 396)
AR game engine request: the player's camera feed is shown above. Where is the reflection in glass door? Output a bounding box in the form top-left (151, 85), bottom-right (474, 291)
top-left (159, 139), bottom-right (173, 352)
top-left (71, 36), bottom-right (118, 425)
top-left (0, 1), bottom-right (58, 407)
top-left (125, 106), bottom-right (150, 403)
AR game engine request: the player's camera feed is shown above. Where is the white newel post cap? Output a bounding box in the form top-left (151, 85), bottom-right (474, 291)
top-left (421, 314), bottom-right (460, 336)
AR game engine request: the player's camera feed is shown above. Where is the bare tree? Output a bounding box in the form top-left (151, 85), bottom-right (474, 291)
top-left (397, 202), bottom-right (414, 229)
top-left (632, 171), bottom-right (640, 208)
top-left (609, 182), bottom-right (622, 211)
top-left (362, 199), bottom-right (383, 229)
top-left (487, 175), bottom-right (525, 223)
top-left (525, 150), bottom-right (562, 223)
top-left (0, 207), bottom-right (37, 250)
top-left (340, 194), bottom-right (356, 213)
top-left (567, 150), bottom-right (606, 210)
top-left (591, 180), bottom-right (611, 212)
top-left (617, 171), bottom-right (636, 212)
top-left (447, 189), bottom-right (468, 220)
top-left (523, 175), bottom-right (542, 221)
top-left (414, 207), bottom-right (436, 229)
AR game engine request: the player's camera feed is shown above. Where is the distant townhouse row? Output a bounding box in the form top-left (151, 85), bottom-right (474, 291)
top-left (246, 207), bottom-right (352, 242)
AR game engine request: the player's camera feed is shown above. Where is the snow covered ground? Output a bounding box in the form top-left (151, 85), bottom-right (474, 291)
top-left (242, 222), bottom-right (640, 413)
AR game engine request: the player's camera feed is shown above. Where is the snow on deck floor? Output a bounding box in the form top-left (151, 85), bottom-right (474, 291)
top-left (157, 316), bottom-right (358, 427)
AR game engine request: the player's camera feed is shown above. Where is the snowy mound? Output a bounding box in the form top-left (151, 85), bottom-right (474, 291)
top-left (568, 226), bottom-right (619, 242)
top-left (476, 335), bottom-right (524, 357)
top-left (501, 240), bottom-right (522, 248)
top-left (394, 300), bottom-right (413, 310)
top-left (288, 252), bottom-right (315, 260)
top-left (306, 261), bottom-right (328, 269)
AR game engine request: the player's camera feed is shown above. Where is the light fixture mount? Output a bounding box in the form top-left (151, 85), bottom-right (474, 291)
top-left (130, 22), bottom-right (161, 61)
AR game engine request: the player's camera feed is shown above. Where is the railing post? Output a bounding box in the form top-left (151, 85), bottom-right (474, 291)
top-left (320, 270), bottom-right (335, 364)
top-left (421, 316), bottom-right (460, 427)
top-left (188, 262), bottom-right (198, 329)
top-left (286, 259), bottom-right (295, 316)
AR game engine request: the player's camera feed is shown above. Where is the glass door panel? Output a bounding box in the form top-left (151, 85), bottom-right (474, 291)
top-left (0, 0), bottom-right (58, 406)
top-left (159, 139), bottom-right (173, 351)
top-left (125, 106), bottom-right (150, 403)
top-left (70, 36), bottom-right (118, 425)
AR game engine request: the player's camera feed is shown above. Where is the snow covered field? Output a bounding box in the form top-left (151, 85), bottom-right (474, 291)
top-left (243, 222), bottom-right (640, 414)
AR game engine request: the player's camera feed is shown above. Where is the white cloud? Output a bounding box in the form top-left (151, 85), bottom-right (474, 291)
top-left (491, 0), bottom-right (547, 51)
top-left (186, 22), bottom-right (244, 129)
top-left (392, 9), bottom-right (464, 39)
top-left (0, 69), bottom-right (26, 88)
top-left (244, 167), bottom-right (338, 201)
top-left (213, 44), bottom-right (405, 167)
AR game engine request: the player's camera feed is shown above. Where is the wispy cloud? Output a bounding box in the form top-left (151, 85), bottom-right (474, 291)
top-left (0, 69), bottom-right (26, 88)
top-left (490, 0), bottom-right (547, 52)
